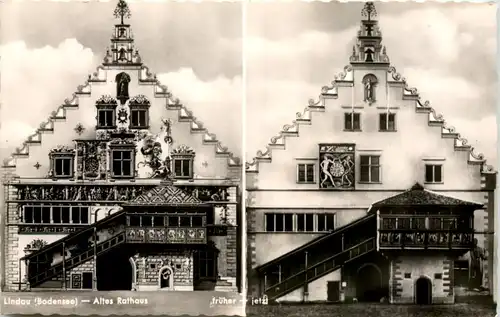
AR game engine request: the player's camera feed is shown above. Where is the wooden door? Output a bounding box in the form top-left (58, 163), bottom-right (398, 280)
top-left (327, 281), bottom-right (340, 302)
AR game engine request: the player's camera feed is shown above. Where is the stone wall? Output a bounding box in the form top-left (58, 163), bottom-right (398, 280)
top-left (390, 255), bottom-right (454, 304)
top-left (1, 166), bottom-right (19, 291)
top-left (134, 252), bottom-right (193, 291)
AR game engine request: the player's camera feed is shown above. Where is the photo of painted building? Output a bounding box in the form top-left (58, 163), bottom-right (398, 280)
top-left (0, 0), bottom-right (242, 303)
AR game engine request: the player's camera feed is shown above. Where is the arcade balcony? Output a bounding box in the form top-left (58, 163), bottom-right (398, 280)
top-left (371, 183), bottom-right (481, 253)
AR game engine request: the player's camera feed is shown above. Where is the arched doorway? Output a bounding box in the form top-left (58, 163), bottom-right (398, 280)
top-left (158, 266), bottom-right (174, 290)
top-left (415, 277), bottom-right (432, 305)
top-left (96, 250), bottom-right (133, 291)
top-left (356, 264), bottom-right (382, 302)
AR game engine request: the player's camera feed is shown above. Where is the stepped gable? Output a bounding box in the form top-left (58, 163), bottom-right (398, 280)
top-left (125, 183), bottom-right (204, 206)
top-left (2, 0), bottom-right (240, 169)
top-left (245, 1), bottom-right (495, 176)
top-left (371, 183), bottom-right (484, 208)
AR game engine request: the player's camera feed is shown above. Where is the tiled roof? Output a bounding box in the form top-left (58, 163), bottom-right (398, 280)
top-left (372, 183), bottom-right (483, 207)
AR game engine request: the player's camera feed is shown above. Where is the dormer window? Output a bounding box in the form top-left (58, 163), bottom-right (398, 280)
top-left (129, 95), bottom-right (150, 129)
top-left (95, 95), bottom-right (118, 129)
top-left (49, 146), bottom-right (75, 179)
top-left (171, 145), bottom-right (195, 179)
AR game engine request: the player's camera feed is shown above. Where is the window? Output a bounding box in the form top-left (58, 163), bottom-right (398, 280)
top-left (128, 95), bottom-right (150, 129)
top-left (70, 272), bottom-right (93, 289)
top-left (344, 113), bottom-right (361, 131)
top-left (265, 213), bottom-right (293, 232)
top-left (110, 149), bottom-right (134, 178)
top-left (360, 155), bottom-right (380, 183)
top-left (453, 260), bottom-right (469, 287)
top-left (297, 164), bottom-right (315, 183)
top-left (173, 158), bottom-right (193, 179)
top-left (317, 214), bottom-right (336, 232)
top-left (425, 164), bottom-right (443, 183)
top-left (404, 273), bottom-right (411, 279)
top-left (97, 109), bottom-right (115, 128)
top-left (434, 273), bottom-right (443, 279)
top-left (195, 250), bottom-right (218, 280)
top-left (22, 205), bottom-right (90, 225)
top-left (53, 157), bottom-right (73, 178)
top-left (130, 108), bottom-right (148, 129)
top-left (265, 213), bottom-right (336, 232)
top-left (379, 113), bottom-right (396, 131)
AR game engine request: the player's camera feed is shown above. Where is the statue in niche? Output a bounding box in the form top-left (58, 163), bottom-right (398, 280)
top-left (362, 74), bottom-right (378, 104)
top-left (115, 72), bottom-right (130, 104)
top-left (365, 48), bottom-right (374, 62)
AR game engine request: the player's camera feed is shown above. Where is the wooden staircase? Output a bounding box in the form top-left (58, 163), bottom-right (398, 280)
top-left (24, 211), bottom-right (127, 288)
top-left (255, 214), bottom-right (377, 300)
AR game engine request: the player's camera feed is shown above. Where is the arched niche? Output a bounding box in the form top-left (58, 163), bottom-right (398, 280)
top-left (115, 72), bottom-right (131, 105)
top-left (362, 74), bottom-right (378, 104)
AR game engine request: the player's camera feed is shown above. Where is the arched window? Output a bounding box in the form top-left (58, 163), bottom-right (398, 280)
top-left (362, 74), bottom-right (378, 104)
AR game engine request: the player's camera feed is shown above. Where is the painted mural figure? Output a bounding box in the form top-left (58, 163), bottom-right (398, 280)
top-left (470, 238), bottom-right (487, 290)
top-left (139, 136), bottom-right (171, 178)
top-left (320, 155), bottom-right (336, 188)
top-left (341, 155), bottom-right (354, 186)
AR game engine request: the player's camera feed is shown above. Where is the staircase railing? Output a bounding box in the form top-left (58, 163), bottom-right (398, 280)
top-left (23, 210), bottom-right (126, 262)
top-left (256, 214), bottom-right (376, 272)
top-left (264, 237), bottom-right (376, 300)
top-left (28, 230), bottom-right (127, 287)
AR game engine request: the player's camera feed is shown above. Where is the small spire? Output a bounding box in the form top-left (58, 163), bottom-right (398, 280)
top-left (361, 2), bottom-right (377, 21)
top-left (114, 0), bottom-right (131, 25)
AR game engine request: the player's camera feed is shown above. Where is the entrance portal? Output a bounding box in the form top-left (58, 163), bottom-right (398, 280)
top-left (356, 264), bottom-right (382, 302)
top-left (96, 249), bottom-right (133, 291)
top-left (415, 277), bottom-right (432, 305)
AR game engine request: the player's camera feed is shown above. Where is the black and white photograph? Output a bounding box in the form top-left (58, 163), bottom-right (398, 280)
top-left (0, 0), bottom-right (244, 315)
top-left (245, 1), bottom-right (497, 317)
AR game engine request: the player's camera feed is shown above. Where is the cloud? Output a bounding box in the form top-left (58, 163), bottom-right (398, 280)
top-left (0, 39), bottom-right (96, 156)
top-left (246, 3), bottom-right (496, 168)
top-left (156, 69), bottom-right (242, 154)
top-left (0, 39), bottom-right (241, 160)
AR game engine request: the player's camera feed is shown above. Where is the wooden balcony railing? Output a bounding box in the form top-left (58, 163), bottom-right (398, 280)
top-left (379, 230), bottom-right (473, 249)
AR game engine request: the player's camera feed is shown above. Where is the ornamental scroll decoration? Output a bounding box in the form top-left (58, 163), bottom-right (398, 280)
top-left (319, 144), bottom-right (355, 190)
top-left (76, 140), bottom-right (107, 180)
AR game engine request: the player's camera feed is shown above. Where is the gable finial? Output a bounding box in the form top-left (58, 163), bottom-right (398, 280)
top-left (361, 2), bottom-right (377, 21)
top-left (114, 0), bottom-right (131, 25)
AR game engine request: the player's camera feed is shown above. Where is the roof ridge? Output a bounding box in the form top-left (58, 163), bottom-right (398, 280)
top-left (245, 64), bottom-right (495, 176)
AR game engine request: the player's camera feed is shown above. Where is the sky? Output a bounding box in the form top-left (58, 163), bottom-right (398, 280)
top-left (246, 1), bottom-right (497, 167)
top-left (0, 0), bottom-right (242, 160)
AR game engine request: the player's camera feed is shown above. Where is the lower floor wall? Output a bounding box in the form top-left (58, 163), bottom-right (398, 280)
top-left (253, 252), bottom-right (490, 304)
top-left (389, 254), bottom-right (454, 304)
